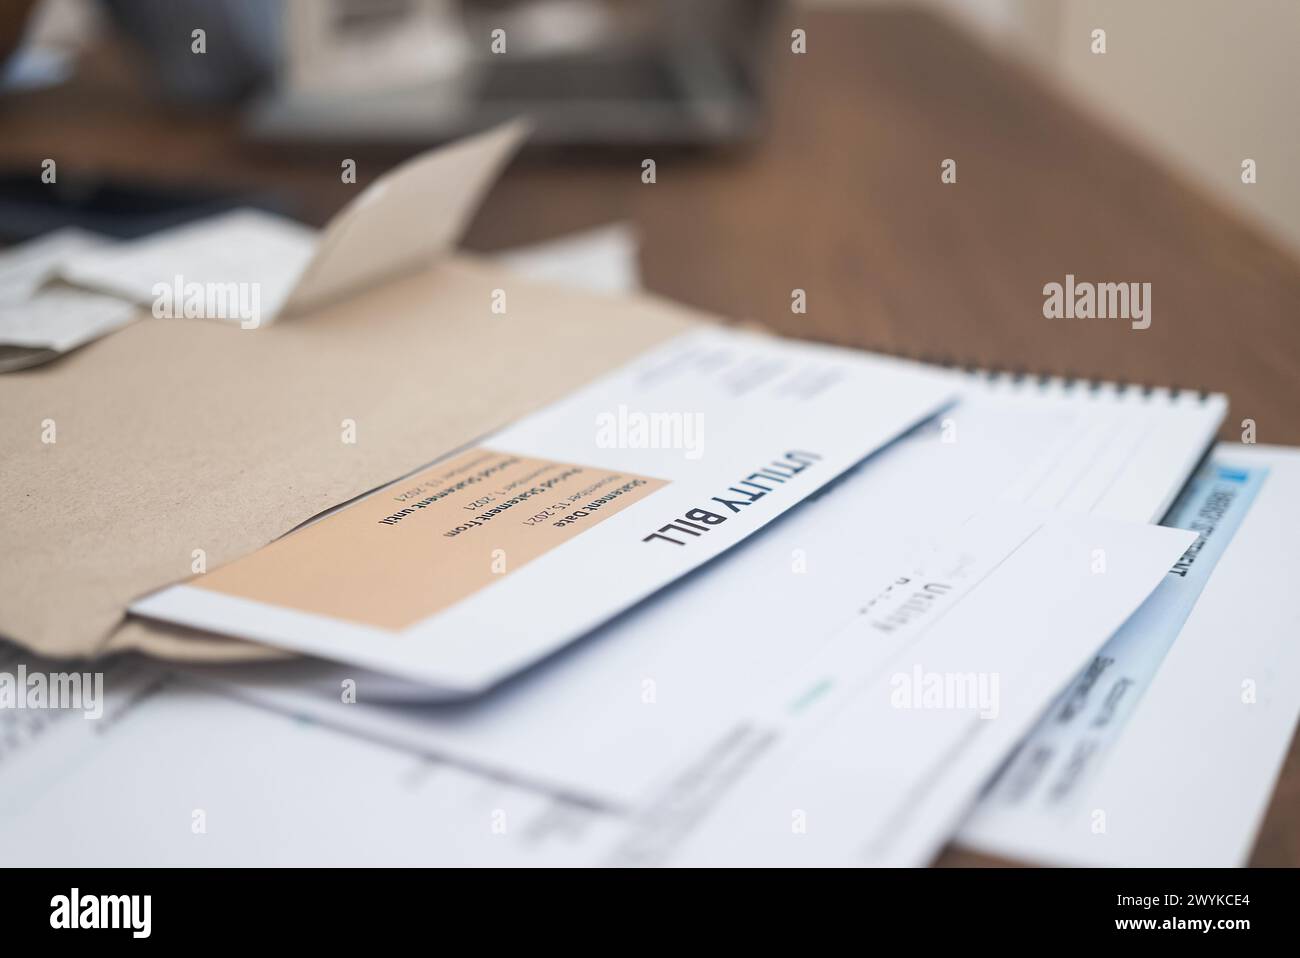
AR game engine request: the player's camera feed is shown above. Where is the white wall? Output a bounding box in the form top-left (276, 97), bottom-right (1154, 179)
top-left (812, 0), bottom-right (1300, 259)
top-left (1051, 0), bottom-right (1300, 258)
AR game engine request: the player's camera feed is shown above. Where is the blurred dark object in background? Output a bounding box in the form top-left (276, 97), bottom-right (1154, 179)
top-left (250, 0), bottom-right (782, 146)
top-left (0, 0), bottom-right (782, 146)
top-left (0, 170), bottom-right (293, 243)
top-left (0, 0), bottom-right (281, 101)
top-left (101, 0), bottom-right (282, 103)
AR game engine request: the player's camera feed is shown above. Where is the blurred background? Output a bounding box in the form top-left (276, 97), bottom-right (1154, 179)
top-left (1, 0), bottom-right (1298, 443)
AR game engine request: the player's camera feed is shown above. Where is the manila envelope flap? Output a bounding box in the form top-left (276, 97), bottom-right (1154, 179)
top-left (0, 139), bottom-right (704, 663)
top-left (279, 121), bottom-right (529, 317)
top-left (54, 121), bottom-right (530, 322)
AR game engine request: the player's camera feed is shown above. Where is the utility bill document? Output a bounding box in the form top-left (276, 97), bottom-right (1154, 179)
top-left (132, 327), bottom-right (955, 694)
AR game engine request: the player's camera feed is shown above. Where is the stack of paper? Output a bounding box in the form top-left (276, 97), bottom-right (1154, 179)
top-left (2, 143), bottom-right (1296, 869)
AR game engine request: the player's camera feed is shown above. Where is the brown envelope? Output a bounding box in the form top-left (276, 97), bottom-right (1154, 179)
top-left (0, 125), bottom-right (705, 663)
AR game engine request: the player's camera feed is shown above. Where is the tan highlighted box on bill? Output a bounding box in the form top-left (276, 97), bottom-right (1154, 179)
top-left (193, 448), bottom-right (667, 631)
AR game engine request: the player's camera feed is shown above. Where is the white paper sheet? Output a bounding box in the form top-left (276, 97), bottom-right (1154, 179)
top-left (619, 509), bottom-right (1194, 866)
top-left (0, 650), bottom-right (619, 866)
top-left (494, 223), bottom-right (640, 295)
top-left (0, 228), bottom-right (136, 364)
top-left (961, 444), bottom-right (1300, 866)
top-left (56, 209), bottom-right (316, 323)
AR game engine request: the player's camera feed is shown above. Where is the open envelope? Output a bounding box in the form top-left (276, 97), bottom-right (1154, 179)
top-left (0, 121), bottom-right (716, 664)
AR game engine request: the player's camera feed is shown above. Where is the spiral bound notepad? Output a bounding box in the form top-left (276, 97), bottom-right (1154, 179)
top-left (924, 363), bottom-right (1228, 527)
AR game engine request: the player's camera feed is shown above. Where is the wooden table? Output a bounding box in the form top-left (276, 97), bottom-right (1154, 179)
top-left (2, 7), bottom-right (1296, 866)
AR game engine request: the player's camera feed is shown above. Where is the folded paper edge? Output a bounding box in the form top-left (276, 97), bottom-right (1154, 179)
top-left (104, 618), bottom-right (294, 664)
top-left (280, 118), bottom-right (531, 317)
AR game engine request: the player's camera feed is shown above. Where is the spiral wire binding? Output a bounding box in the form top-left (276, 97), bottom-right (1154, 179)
top-left (879, 346), bottom-right (1222, 404)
